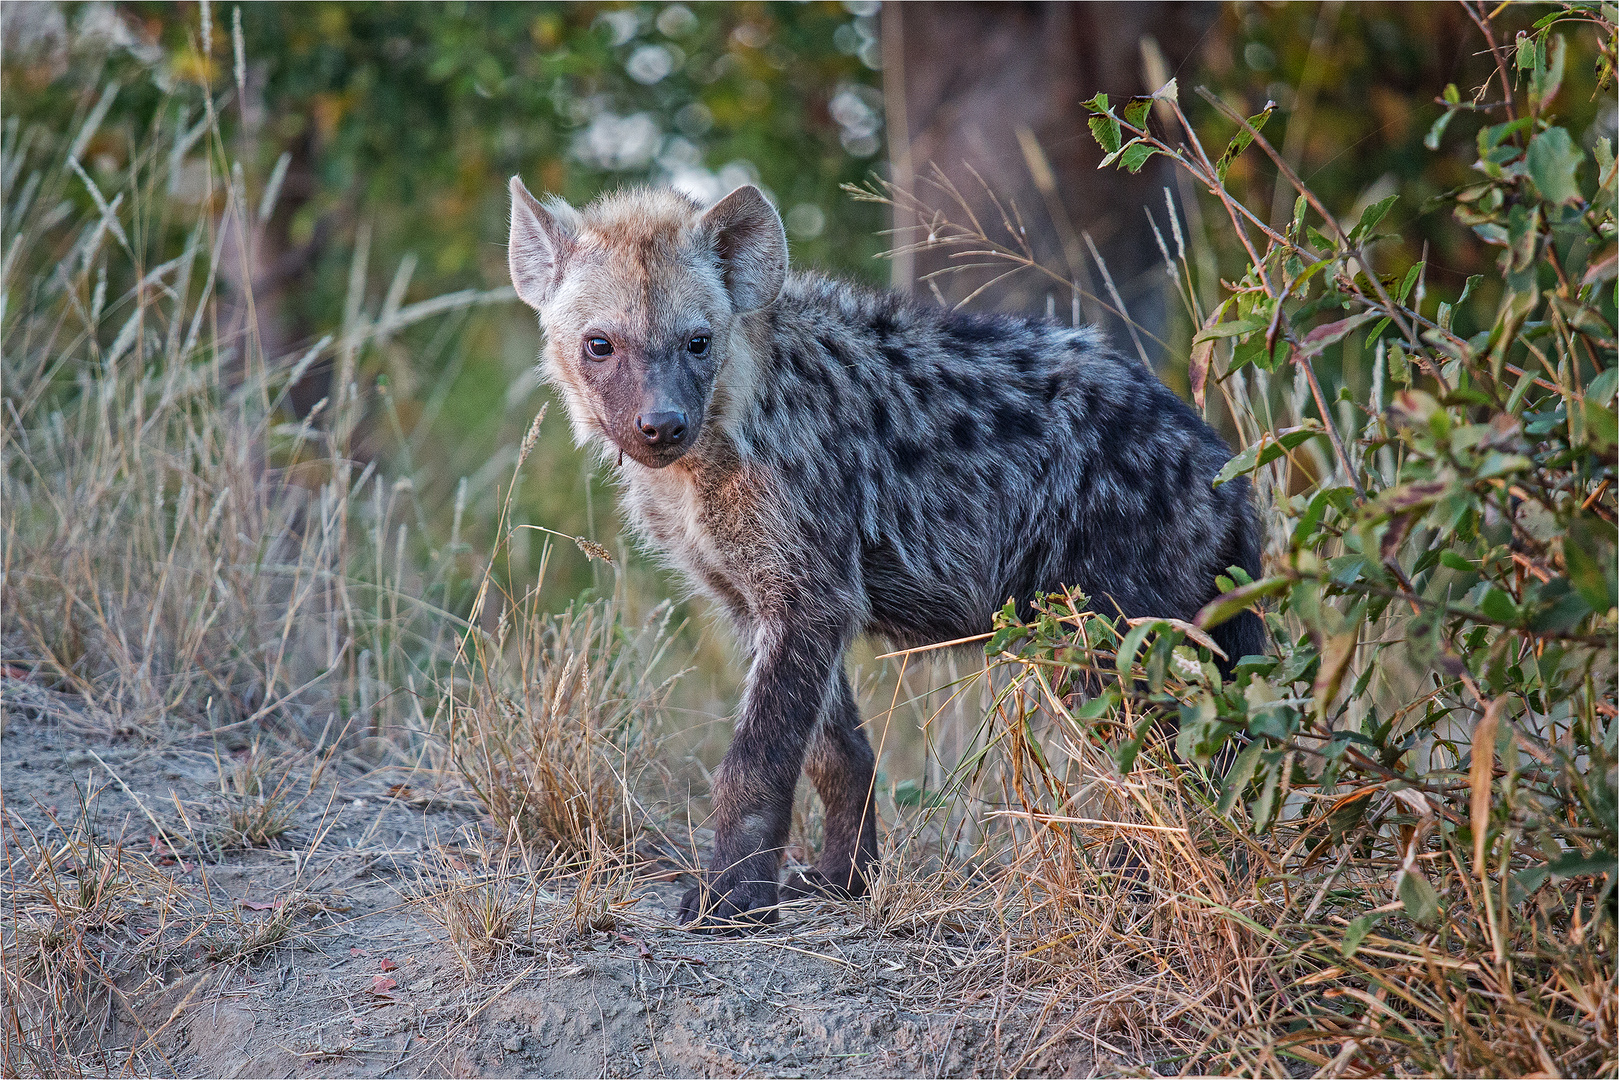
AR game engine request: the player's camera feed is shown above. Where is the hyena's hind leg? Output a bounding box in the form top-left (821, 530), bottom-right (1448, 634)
top-left (786, 668), bottom-right (880, 899)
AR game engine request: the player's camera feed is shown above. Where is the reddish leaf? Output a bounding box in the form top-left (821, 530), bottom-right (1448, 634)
top-left (370, 975), bottom-right (397, 995)
top-left (1189, 337), bottom-right (1215, 412)
top-left (238, 898), bottom-right (280, 911)
top-left (615, 933), bottom-right (655, 961)
top-left (1296, 311), bottom-right (1381, 359)
top-left (379, 958), bottom-right (398, 972)
top-left (350, 946), bottom-right (366, 958)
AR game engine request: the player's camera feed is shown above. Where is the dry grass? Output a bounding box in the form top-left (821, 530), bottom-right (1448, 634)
top-left (845, 639), bottom-right (1615, 1076)
top-left (0, 54), bottom-right (523, 1075)
top-left (419, 409), bottom-right (686, 864)
top-left (0, 59), bottom-right (508, 754)
top-left (209, 740), bottom-right (299, 851)
top-left (438, 587), bottom-right (680, 864)
top-left (410, 826), bottom-right (643, 977)
top-left (1, 781), bottom-right (294, 1077)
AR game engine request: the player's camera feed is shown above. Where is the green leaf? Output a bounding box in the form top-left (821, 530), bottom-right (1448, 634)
top-left (1479, 587), bottom-right (1519, 625)
top-left (1119, 140), bottom-right (1161, 174)
top-left (1252, 761), bottom-right (1282, 832)
top-left (1510, 866), bottom-right (1550, 904)
top-left (1115, 713), bottom-right (1155, 774)
top-left (1587, 366), bottom-right (1619, 408)
top-left (1397, 262), bottom-right (1424, 305)
top-left (1530, 34), bottom-right (1566, 108)
top-left (1515, 30), bottom-right (1538, 71)
top-left (1546, 852), bottom-right (1616, 879)
top-left (1565, 516), bottom-right (1618, 613)
top-left (1296, 311), bottom-right (1383, 360)
top-left (1115, 620), bottom-right (1157, 679)
top-left (1192, 316), bottom-right (1269, 343)
top-left (1195, 575), bottom-right (1292, 631)
top-left (1175, 692), bottom-right (1225, 766)
top-left (1349, 193), bottom-right (1399, 244)
top-left (1340, 912), bottom-right (1385, 958)
top-left (1088, 113), bottom-right (1122, 155)
top-left (1398, 870), bottom-right (1441, 927)
top-left (892, 779), bottom-right (945, 809)
top-left (1526, 126), bottom-right (1585, 205)
top-left (1439, 551), bottom-right (1475, 573)
top-left (1216, 740), bottom-right (1266, 816)
top-left (986, 622), bottom-right (1030, 654)
top-left (1479, 117), bottom-right (1531, 153)
top-left (1122, 98), bottom-right (1152, 130)
top-left (1457, 273), bottom-right (1484, 308)
top-left (1424, 109), bottom-right (1456, 151)
top-left (1214, 103), bottom-right (1274, 183)
top-left (1075, 690), bottom-right (1118, 721)
top-left (1582, 400), bottom-right (1618, 452)
top-left (1212, 421), bottom-right (1327, 487)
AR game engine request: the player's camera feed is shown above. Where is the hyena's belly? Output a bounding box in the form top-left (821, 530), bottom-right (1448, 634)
top-left (859, 536), bottom-right (991, 647)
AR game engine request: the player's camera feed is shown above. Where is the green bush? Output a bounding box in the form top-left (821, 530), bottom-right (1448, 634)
top-left (975, 6), bottom-right (1614, 1073)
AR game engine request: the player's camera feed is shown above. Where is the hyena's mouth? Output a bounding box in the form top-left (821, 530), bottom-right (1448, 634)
top-left (609, 424), bottom-right (699, 469)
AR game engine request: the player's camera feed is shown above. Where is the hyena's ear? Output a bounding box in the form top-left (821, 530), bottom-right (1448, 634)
top-left (508, 176), bottom-right (575, 310)
top-left (700, 185), bottom-right (787, 314)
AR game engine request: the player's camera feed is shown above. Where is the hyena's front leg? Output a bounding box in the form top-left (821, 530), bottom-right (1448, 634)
top-left (679, 622), bottom-right (848, 931)
top-left (785, 668), bottom-right (878, 899)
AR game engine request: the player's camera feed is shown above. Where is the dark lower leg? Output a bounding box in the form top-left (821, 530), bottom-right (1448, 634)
top-left (797, 670), bottom-right (879, 895)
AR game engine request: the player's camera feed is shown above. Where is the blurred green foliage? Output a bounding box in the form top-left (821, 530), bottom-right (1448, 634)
top-left (2, 0), bottom-right (885, 609)
top-left (1196, 2), bottom-right (1613, 311)
top-left (234, 1), bottom-right (885, 316)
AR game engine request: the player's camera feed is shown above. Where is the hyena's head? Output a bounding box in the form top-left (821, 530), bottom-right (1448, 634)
top-left (507, 178), bottom-right (786, 468)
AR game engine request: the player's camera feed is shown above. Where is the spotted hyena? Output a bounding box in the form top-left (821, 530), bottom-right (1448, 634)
top-left (506, 179), bottom-right (1262, 929)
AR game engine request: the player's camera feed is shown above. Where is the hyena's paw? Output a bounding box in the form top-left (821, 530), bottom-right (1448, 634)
top-left (780, 862), bottom-right (871, 902)
top-left (677, 877), bottom-right (780, 934)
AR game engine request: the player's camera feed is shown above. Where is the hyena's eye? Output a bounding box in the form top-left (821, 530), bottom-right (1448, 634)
top-left (585, 336), bottom-right (614, 359)
top-left (687, 335), bottom-right (710, 356)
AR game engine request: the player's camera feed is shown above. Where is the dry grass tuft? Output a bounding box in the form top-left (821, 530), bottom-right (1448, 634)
top-left (434, 475), bottom-right (684, 860)
top-left (410, 828), bottom-right (642, 976)
top-left (4, 787), bottom-right (192, 1076)
top-left (210, 741), bottom-right (299, 850)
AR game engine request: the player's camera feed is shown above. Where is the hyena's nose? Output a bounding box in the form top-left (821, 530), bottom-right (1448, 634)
top-left (637, 411), bottom-right (687, 445)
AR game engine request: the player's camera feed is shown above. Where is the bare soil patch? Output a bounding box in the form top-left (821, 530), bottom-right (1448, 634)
top-left (2, 707), bottom-right (1132, 1078)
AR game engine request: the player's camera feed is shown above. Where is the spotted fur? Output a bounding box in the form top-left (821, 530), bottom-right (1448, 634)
top-left (508, 179), bottom-right (1263, 929)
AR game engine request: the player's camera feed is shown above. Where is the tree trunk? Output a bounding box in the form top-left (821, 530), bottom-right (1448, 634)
top-left (883, 1), bottom-right (1215, 365)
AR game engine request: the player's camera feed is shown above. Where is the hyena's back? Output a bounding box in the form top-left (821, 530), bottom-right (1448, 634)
top-left (750, 273), bottom-right (1263, 662)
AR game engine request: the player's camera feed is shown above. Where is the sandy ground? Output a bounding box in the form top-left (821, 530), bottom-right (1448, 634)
top-left (1, 704), bottom-right (1139, 1078)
